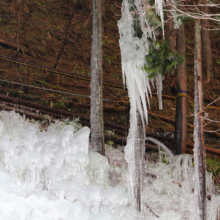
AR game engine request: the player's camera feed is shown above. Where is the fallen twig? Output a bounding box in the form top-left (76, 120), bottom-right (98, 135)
top-left (145, 203), bottom-right (160, 218)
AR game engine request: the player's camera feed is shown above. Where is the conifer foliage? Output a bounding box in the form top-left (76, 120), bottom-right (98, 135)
top-left (144, 40), bottom-right (184, 78)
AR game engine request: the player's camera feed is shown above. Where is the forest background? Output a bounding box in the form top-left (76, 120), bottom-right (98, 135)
top-left (0, 0), bottom-right (220, 182)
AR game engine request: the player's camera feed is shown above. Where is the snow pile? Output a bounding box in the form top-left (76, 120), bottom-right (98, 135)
top-left (0, 110), bottom-right (219, 220)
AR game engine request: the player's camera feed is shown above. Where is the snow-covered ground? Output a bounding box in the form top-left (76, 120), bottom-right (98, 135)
top-left (0, 110), bottom-right (219, 220)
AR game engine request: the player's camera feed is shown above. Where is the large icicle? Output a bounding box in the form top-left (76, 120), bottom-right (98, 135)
top-left (118, 0), bottom-right (164, 212)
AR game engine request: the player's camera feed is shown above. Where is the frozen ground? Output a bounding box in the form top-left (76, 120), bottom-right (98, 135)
top-left (0, 110), bottom-right (219, 220)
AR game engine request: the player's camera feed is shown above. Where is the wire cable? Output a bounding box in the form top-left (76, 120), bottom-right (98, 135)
top-left (0, 79), bottom-right (90, 98)
top-left (0, 55), bottom-right (125, 89)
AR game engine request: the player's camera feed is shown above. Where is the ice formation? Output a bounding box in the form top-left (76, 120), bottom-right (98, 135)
top-left (0, 111), bottom-right (133, 220)
top-left (117, 0), bottom-right (164, 210)
top-left (154, 0), bottom-right (165, 37)
top-left (117, 1), bottom-right (220, 218)
top-left (0, 110), bottom-right (220, 219)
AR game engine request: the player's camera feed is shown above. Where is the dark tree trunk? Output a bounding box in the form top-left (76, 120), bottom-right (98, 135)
top-left (54, 11), bottom-right (74, 87)
top-left (201, 5), bottom-right (213, 83)
top-left (174, 23), bottom-right (187, 154)
top-left (90, 0), bottom-right (104, 155)
top-left (194, 19), bottom-right (207, 220)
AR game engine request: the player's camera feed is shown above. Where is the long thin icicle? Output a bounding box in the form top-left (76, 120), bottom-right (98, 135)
top-left (155, 0), bottom-right (165, 38)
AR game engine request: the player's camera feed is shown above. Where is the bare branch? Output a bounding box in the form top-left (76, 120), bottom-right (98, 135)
top-left (204, 97), bottom-right (220, 110)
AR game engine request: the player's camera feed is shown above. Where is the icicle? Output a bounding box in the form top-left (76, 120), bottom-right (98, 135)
top-left (155, 0), bottom-right (165, 38)
top-left (118, 0), bottom-right (165, 212)
top-left (154, 74), bottom-right (163, 110)
top-left (145, 137), bottom-right (174, 159)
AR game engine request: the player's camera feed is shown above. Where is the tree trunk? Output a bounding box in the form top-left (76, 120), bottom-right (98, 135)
top-left (54, 11), bottom-right (74, 87)
top-left (165, 5), bottom-right (176, 53)
top-left (90, 0), bottom-right (104, 155)
top-left (126, 107), bottom-right (145, 212)
top-left (134, 111), bottom-right (145, 211)
top-left (202, 5), bottom-right (213, 83)
top-left (194, 19), bottom-right (207, 220)
top-left (174, 23), bottom-right (187, 154)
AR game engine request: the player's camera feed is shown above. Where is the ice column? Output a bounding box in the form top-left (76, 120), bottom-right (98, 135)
top-left (118, 0), bottom-right (164, 212)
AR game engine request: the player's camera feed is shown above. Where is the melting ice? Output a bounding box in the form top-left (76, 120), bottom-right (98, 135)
top-left (0, 110), bottom-right (219, 220)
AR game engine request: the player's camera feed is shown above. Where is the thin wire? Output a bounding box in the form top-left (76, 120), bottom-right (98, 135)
top-left (6, 69), bottom-right (87, 97)
top-left (0, 79), bottom-right (90, 98)
top-left (0, 55), bottom-right (125, 89)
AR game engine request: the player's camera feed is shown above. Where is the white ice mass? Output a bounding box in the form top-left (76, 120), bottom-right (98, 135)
top-left (117, 0), bottom-right (164, 212)
top-left (0, 110), bottom-right (219, 220)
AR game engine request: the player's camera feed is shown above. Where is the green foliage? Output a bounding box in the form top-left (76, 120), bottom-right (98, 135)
top-left (144, 40), bottom-right (184, 78)
top-left (161, 155), bottom-right (169, 165)
top-left (104, 56), bottom-right (112, 65)
top-left (215, 59), bottom-right (220, 65)
top-left (108, 140), bottom-right (115, 146)
top-left (104, 56), bottom-right (116, 65)
top-left (113, 73), bottom-right (121, 81)
top-left (53, 101), bottom-right (66, 109)
top-left (181, 15), bottom-right (193, 23)
top-left (39, 98), bottom-right (49, 106)
top-left (206, 157), bottom-right (220, 185)
top-left (129, 1), bottom-right (162, 36)
top-left (133, 18), bottom-right (143, 38)
top-left (18, 90), bottom-right (24, 97)
top-left (207, 157), bottom-right (220, 175)
top-left (210, 91), bottom-right (217, 98)
top-left (3, 27), bottom-right (9, 33)
top-left (145, 9), bottom-right (162, 31)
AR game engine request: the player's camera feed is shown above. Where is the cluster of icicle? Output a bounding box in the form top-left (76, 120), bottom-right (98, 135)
top-left (0, 110), bottom-right (220, 219)
top-left (145, 149), bottom-right (220, 220)
top-left (0, 111), bottom-right (136, 219)
top-left (118, 0), bottom-right (163, 116)
top-left (117, 0), bottom-right (164, 209)
top-left (117, 0), bottom-right (220, 219)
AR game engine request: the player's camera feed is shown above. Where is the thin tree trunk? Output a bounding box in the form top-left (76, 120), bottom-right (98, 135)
top-left (165, 5), bottom-right (176, 53)
top-left (126, 107), bottom-right (145, 212)
top-left (194, 19), bottom-right (207, 220)
top-left (90, 0), bottom-right (104, 155)
top-left (134, 111), bottom-right (145, 211)
top-left (54, 12), bottom-right (74, 86)
top-left (202, 5), bottom-right (213, 83)
top-left (174, 23), bottom-right (187, 154)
